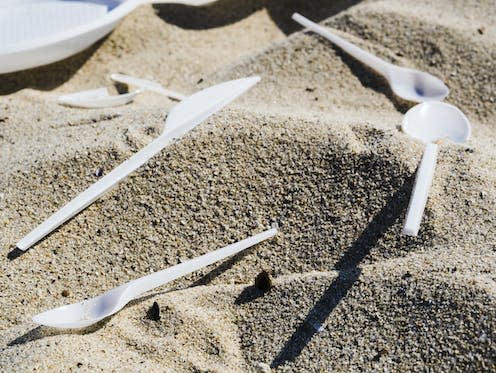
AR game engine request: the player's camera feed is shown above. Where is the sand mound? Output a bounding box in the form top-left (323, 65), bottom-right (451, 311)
top-left (1, 0), bottom-right (494, 371)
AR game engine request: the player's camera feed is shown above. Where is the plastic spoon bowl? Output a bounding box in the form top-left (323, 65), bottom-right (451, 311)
top-left (16, 76), bottom-right (260, 251)
top-left (292, 13), bottom-right (449, 102)
top-left (33, 226), bottom-right (278, 329)
top-left (0, 0), bottom-right (218, 74)
top-left (402, 102), bottom-right (471, 236)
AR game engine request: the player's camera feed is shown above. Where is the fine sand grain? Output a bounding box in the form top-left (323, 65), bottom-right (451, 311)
top-left (1, 1), bottom-right (495, 372)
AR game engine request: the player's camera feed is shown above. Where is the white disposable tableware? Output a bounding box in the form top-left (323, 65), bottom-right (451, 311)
top-left (57, 74), bottom-right (185, 108)
top-left (57, 87), bottom-right (142, 108)
top-left (0, 0), bottom-right (217, 74)
top-left (110, 73), bottom-right (187, 101)
top-left (17, 76), bottom-right (260, 251)
top-left (292, 13), bottom-right (449, 102)
top-left (402, 102), bottom-right (471, 236)
top-left (33, 226), bottom-right (278, 329)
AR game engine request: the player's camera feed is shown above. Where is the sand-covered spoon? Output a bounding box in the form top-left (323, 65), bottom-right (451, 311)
top-left (16, 76), bottom-right (260, 251)
top-left (292, 13), bottom-right (449, 102)
top-left (402, 102), bottom-right (471, 236)
top-left (33, 226), bottom-right (278, 329)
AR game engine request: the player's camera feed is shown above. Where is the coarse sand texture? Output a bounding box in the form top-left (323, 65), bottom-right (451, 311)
top-left (0, 0), bottom-right (495, 371)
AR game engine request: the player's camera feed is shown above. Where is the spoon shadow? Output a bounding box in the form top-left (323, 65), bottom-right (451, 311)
top-left (10, 241), bottom-right (257, 344)
top-left (329, 44), bottom-right (412, 113)
top-left (7, 292), bottom-right (163, 346)
top-left (7, 318), bottom-right (110, 347)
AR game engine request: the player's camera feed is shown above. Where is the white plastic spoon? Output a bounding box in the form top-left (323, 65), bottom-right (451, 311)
top-left (16, 76), bottom-right (260, 251)
top-left (110, 73), bottom-right (187, 101)
top-left (57, 87), bottom-right (142, 108)
top-left (0, 0), bottom-right (218, 74)
top-left (292, 13), bottom-right (449, 102)
top-left (33, 226), bottom-right (278, 329)
top-left (402, 102), bottom-right (471, 236)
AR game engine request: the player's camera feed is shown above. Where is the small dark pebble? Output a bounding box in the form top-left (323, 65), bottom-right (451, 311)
top-left (255, 270), bottom-right (273, 292)
top-left (477, 27), bottom-right (485, 35)
top-left (305, 87), bottom-right (315, 92)
top-left (95, 167), bottom-right (104, 177)
top-left (197, 78), bottom-right (204, 84)
top-left (77, 362), bottom-right (83, 368)
top-left (146, 301), bottom-right (161, 321)
top-left (401, 271), bottom-right (412, 279)
top-left (61, 290), bottom-right (70, 297)
top-left (465, 147), bottom-right (475, 153)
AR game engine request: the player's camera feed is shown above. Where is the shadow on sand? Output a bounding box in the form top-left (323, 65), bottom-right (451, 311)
top-left (154, 0), bottom-right (362, 34)
top-left (270, 174), bottom-right (421, 368)
top-left (1, 0), bottom-right (362, 95)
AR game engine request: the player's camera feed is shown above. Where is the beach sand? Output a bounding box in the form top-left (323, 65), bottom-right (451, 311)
top-left (1, 0), bottom-right (495, 371)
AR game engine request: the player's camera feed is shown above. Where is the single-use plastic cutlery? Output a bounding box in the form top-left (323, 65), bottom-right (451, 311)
top-left (402, 102), bottom-right (471, 236)
top-left (58, 87), bottom-right (142, 108)
top-left (33, 226), bottom-right (278, 329)
top-left (17, 76), bottom-right (260, 251)
top-left (58, 74), bottom-right (184, 108)
top-left (110, 73), bottom-right (186, 101)
top-left (292, 13), bottom-right (449, 102)
top-left (0, 0), bottom-right (218, 74)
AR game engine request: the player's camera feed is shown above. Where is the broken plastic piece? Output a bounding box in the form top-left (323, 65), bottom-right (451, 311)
top-left (57, 87), bottom-right (141, 108)
top-left (110, 73), bottom-right (186, 101)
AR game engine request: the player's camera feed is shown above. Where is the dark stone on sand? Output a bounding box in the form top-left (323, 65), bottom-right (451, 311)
top-left (255, 270), bottom-right (273, 292)
top-left (147, 301), bottom-right (161, 321)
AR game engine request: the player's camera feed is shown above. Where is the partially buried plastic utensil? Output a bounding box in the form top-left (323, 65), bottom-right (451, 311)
top-left (402, 102), bottom-right (471, 236)
top-left (292, 13), bottom-right (449, 102)
top-left (58, 74), bottom-right (184, 108)
top-left (33, 226), bottom-right (278, 329)
top-left (0, 0), bottom-right (218, 74)
top-left (110, 73), bottom-right (186, 101)
top-left (57, 87), bottom-right (142, 108)
top-left (16, 76), bottom-right (261, 251)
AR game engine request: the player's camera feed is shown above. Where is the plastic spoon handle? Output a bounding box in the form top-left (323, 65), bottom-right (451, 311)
top-left (127, 227), bottom-right (278, 298)
top-left (110, 73), bottom-right (186, 101)
top-left (292, 13), bottom-right (391, 77)
top-left (16, 135), bottom-right (170, 251)
top-left (402, 142), bottom-right (439, 236)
